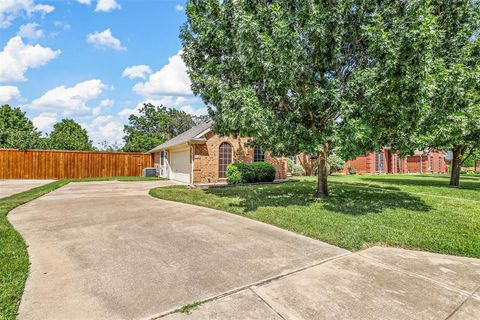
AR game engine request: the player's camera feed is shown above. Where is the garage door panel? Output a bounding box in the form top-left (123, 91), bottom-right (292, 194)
top-left (170, 149), bottom-right (190, 184)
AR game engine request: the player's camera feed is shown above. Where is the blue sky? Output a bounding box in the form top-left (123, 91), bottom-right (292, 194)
top-left (0, 0), bottom-right (206, 147)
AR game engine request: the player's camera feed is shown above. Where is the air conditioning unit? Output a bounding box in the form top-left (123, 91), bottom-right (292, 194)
top-left (142, 167), bottom-right (157, 177)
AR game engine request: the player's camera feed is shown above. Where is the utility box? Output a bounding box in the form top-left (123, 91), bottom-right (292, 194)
top-left (142, 167), bottom-right (157, 177)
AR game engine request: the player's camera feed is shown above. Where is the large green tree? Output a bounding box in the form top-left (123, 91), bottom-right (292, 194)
top-left (345, 1), bottom-right (479, 187)
top-left (181, 0), bottom-right (433, 197)
top-left (123, 103), bottom-right (172, 152)
top-left (123, 103), bottom-right (208, 152)
top-left (0, 104), bottom-right (43, 149)
top-left (424, 1), bottom-right (480, 186)
top-left (47, 119), bottom-right (94, 151)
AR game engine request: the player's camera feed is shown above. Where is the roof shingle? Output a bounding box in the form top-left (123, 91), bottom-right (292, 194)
top-left (148, 121), bottom-right (213, 153)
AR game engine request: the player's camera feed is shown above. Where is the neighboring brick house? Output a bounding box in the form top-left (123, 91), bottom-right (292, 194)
top-left (149, 121), bottom-right (287, 184)
top-left (342, 148), bottom-right (448, 174)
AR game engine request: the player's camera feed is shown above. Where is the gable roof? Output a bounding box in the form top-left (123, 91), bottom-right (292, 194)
top-left (148, 121), bottom-right (213, 153)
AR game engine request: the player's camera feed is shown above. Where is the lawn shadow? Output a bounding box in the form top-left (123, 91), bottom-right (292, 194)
top-left (325, 183), bottom-right (431, 215)
top-left (361, 175), bottom-right (480, 191)
top-left (205, 181), bottom-right (431, 215)
top-left (205, 182), bottom-right (314, 212)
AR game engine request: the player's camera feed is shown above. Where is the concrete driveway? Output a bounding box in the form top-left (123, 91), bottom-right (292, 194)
top-left (0, 179), bottom-right (55, 198)
top-left (8, 180), bottom-right (346, 320)
top-left (8, 181), bottom-right (480, 320)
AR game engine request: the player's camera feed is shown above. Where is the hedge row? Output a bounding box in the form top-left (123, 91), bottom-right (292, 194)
top-left (226, 162), bottom-right (276, 184)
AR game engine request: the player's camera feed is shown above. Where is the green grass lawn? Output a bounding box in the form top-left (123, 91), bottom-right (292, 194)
top-left (0, 176), bottom-right (163, 320)
top-left (150, 174), bottom-right (480, 258)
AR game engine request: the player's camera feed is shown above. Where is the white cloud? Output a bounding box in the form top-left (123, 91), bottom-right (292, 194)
top-left (0, 85), bottom-right (21, 103)
top-left (180, 105), bottom-right (208, 116)
top-left (175, 4), bottom-right (184, 11)
top-left (86, 29), bottom-right (126, 51)
top-left (95, 0), bottom-right (121, 12)
top-left (17, 22), bottom-right (43, 39)
top-left (92, 98), bottom-right (114, 116)
top-left (0, 0), bottom-right (54, 29)
top-left (118, 96), bottom-right (203, 119)
top-left (118, 98), bottom-right (171, 119)
top-left (0, 36), bottom-right (60, 82)
top-left (99, 99), bottom-right (114, 107)
top-left (54, 21), bottom-right (70, 30)
top-left (77, 0), bottom-right (92, 4)
top-left (133, 50), bottom-right (192, 96)
top-left (30, 79), bottom-right (107, 116)
top-left (32, 112), bottom-right (57, 132)
top-left (81, 115), bottom-right (124, 146)
top-left (122, 65), bottom-right (152, 79)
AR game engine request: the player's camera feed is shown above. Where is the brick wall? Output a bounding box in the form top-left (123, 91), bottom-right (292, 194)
top-left (343, 153), bottom-right (376, 174)
top-left (343, 149), bottom-right (447, 174)
top-left (406, 151), bottom-right (447, 173)
top-left (192, 132), bottom-right (287, 184)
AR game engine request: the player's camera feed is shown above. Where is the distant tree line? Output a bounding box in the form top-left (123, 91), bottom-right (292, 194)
top-left (122, 103), bottom-right (209, 152)
top-left (0, 104), bottom-right (209, 152)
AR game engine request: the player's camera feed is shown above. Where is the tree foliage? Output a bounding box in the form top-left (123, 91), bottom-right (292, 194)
top-left (122, 103), bottom-right (209, 152)
top-left (181, 0), bottom-right (434, 197)
top-left (47, 119), bottom-right (94, 151)
top-left (347, 1), bottom-right (480, 186)
top-left (0, 104), bottom-right (43, 149)
top-left (423, 1), bottom-right (480, 186)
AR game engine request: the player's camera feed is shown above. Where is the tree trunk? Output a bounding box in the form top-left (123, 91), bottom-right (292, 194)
top-left (316, 143), bottom-right (329, 198)
top-left (449, 145), bottom-right (464, 186)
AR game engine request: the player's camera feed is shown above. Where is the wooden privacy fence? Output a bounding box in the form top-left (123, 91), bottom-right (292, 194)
top-left (0, 149), bottom-right (154, 179)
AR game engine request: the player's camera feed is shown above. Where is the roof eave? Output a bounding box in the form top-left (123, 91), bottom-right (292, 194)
top-left (148, 138), bottom-right (207, 153)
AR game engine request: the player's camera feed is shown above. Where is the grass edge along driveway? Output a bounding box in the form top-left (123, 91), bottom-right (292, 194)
top-left (150, 174), bottom-right (480, 260)
top-left (0, 177), bottom-right (163, 320)
top-left (1, 180), bottom-right (68, 320)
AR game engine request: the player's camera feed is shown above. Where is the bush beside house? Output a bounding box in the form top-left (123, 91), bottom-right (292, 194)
top-left (286, 158), bottom-right (306, 176)
top-left (227, 162), bottom-right (276, 184)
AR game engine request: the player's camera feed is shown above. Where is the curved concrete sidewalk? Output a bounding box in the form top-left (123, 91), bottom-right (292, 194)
top-left (166, 247), bottom-right (480, 320)
top-left (8, 180), bottom-right (347, 320)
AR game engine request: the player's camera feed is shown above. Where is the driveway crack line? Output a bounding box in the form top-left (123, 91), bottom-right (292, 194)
top-left (249, 287), bottom-right (287, 320)
top-left (153, 251), bottom-right (352, 319)
top-left (444, 284), bottom-right (480, 320)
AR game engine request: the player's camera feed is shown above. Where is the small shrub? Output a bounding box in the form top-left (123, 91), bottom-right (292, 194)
top-left (286, 158), bottom-right (294, 172)
top-left (251, 162), bottom-right (276, 182)
top-left (348, 166), bottom-right (357, 175)
top-left (226, 162), bottom-right (276, 184)
top-left (226, 164), bottom-right (243, 184)
top-left (291, 163), bottom-right (306, 176)
top-left (327, 153), bottom-right (346, 174)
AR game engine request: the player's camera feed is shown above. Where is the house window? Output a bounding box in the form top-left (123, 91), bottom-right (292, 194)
top-left (254, 146), bottom-right (265, 162)
top-left (429, 157), bottom-right (433, 172)
top-left (160, 151), bottom-right (164, 166)
top-left (397, 157), bottom-right (401, 173)
top-left (219, 142), bottom-right (233, 178)
top-left (438, 156), bottom-right (442, 172)
top-left (375, 152), bottom-right (384, 173)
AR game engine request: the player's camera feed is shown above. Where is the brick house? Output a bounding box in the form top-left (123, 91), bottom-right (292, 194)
top-left (149, 121), bottom-right (287, 184)
top-left (342, 148), bottom-right (448, 174)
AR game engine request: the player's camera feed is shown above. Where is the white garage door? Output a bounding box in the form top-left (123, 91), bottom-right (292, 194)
top-left (170, 149), bottom-right (190, 184)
